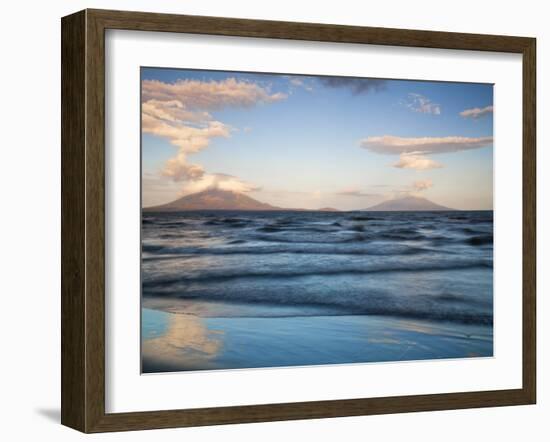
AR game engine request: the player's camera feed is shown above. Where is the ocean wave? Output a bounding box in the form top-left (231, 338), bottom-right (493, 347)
top-left (142, 260), bottom-right (492, 286)
top-left (146, 301), bottom-right (493, 325)
top-left (142, 219), bottom-right (188, 227)
top-left (466, 235), bottom-right (493, 246)
top-left (227, 239), bottom-right (247, 244)
top-left (142, 278), bottom-right (493, 325)
top-left (142, 211), bottom-right (493, 326)
top-left (381, 233), bottom-right (427, 241)
top-left (141, 243), bottom-right (431, 258)
top-left (256, 226), bottom-right (283, 233)
top-left (251, 234), bottom-right (369, 244)
top-left (349, 215), bottom-right (381, 221)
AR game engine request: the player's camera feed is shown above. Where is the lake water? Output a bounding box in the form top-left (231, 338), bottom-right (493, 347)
top-left (141, 210), bottom-right (493, 372)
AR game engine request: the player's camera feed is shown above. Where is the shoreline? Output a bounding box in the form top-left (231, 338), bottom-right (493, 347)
top-left (142, 302), bottom-right (493, 374)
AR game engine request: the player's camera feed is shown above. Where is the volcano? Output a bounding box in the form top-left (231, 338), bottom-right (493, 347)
top-left (143, 188), bottom-right (281, 211)
top-left (364, 195), bottom-right (452, 211)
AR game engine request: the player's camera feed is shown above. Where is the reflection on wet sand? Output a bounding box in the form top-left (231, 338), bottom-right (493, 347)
top-left (142, 312), bottom-right (223, 373)
top-left (142, 305), bottom-right (493, 373)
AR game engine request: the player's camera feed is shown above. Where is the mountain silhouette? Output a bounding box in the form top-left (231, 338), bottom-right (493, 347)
top-left (364, 195), bottom-right (452, 211)
top-left (144, 188), bottom-right (281, 211)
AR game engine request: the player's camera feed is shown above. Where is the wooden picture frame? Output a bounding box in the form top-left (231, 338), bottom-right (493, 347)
top-left (61, 8), bottom-right (536, 433)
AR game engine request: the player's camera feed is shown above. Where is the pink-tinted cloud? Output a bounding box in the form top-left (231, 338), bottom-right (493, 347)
top-left (361, 135), bottom-right (491, 170)
top-left (412, 179), bottom-right (433, 191)
top-left (142, 115), bottom-right (230, 154)
top-left (162, 153), bottom-right (205, 181)
top-left (459, 105), bottom-right (494, 119)
top-left (142, 99), bottom-right (212, 124)
top-left (179, 173), bottom-right (261, 195)
top-left (360, 135), bottom-right (493, 155)
top-left (142, 78), bottom-right (287, 183)
top-left (393, 153), bottom-right (443, 170)
top-left (142, 78), bottom-right (287, 109)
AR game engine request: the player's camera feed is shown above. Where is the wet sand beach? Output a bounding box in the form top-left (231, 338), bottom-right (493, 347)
top-left (142, 303), bottom-right (493, 373)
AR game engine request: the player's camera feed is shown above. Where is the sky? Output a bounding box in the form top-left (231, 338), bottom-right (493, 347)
top-left (141, 67), bottom-right (493, 210)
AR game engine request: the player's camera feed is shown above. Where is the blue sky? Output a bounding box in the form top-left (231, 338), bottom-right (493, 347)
top-left (141, 67), bottom-right (493, 210)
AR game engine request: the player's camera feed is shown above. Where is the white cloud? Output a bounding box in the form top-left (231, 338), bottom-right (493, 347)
top-left (412, 179), bottom-right (433, 191)
top-left (142, 78), bottom-right (287, 109)
top-left (393, 153), bottom-right (443, 170)
top-left (405, 93), bottom-right (441, 115)
top-left (142, 77), bottom-right (287, 184)
top-left (360, 135), bottom-right (493, 155)
top-left (286, 76), bottom-right (314, 92)
top-left (179, 173), bottom-right (260, 195)
top-left (361, 135), bottom-right (492, 170)
top-left (161, 153), bottom-right (205, 181)
top-left (460, 105), bottom-right (494, 119)
top-left (142, 99), bottom-right (212, 124)
top-left (142, 115), bottom-right (231, 154)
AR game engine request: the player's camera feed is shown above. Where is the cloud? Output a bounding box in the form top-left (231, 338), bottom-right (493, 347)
top-left (336, 188), bottom-right (380, 197)
top-left (142, 78), bottom-right (287, 109)
top-left (412, 179), bottom-right (433, 191)
top-left (142, 77), bottom-right (287, 184)
top-left (360, 135), bottom-right (493, 155)
top-left (142, 99), bottom-right (212, 124)
top-left (142, 115), bottom-right (231, 154)
top-left (286, 76), bottom-right (314, 92)
top-left (161, 153), bottom-right (205, 181)
top-left (393, 153), bottom-right (443, 170)
top-left (460, 105), bottom-right (494, 119)
top-left (142, 171), bottom-right (260, 207)
top-left (405, 93), bottom-right (441, 115)
top-left (361, 135), bottom-right (492, 170)
top-left (319, 77), bottom-right (387, 95)
top-left (179, 173), bottom-right (261, 195)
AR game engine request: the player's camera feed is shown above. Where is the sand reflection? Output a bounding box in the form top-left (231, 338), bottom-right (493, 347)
top-left (142, 311), bottom-right (223, 373)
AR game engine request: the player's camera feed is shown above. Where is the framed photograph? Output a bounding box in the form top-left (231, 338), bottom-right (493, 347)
top-left (61, 9), bottom-right (536, 433)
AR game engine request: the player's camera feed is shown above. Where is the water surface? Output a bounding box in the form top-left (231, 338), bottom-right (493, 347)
top-left (141, 210), bottom-right (493, 372)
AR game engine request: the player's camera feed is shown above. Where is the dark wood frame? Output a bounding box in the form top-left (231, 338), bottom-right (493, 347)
top-left (61, 8), bottom-right (536, 433)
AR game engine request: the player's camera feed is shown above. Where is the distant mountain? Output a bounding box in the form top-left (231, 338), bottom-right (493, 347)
top-left (144, 188), bottom-right (281, 211)
top-left (318, 207), bottom-right (340, 212)
top-left (364, 195), bottom-right (452, 211)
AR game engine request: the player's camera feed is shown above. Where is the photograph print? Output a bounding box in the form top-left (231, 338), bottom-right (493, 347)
top-left (141, 67), bottom-right (494, 373)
